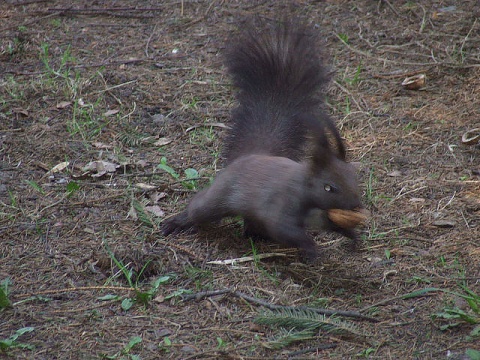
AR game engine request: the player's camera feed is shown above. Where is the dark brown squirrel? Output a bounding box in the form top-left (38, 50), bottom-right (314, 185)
top-left (161, 20), bottom-right (363, 258)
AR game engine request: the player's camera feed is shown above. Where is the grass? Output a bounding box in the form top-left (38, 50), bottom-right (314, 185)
top-left (0, 279), bottom-right (11, 309)
top-left (433, 283), bottom-right (480, 336)
top-left (157, 156), bottom-right (200, 190)
top-left (102, 336), bottom-right (142, 360)
top-left (38, 42), bottom-right (113, 142)
top-left (103, 241), bottom-right (176, 309)
top-left (364, 167), bottom-right (377, 207)
top-left (0, 327), bottom-right (35, 352)
top-left (185, 266), bottom-right (214, 291)
top-left (1, 40), bottom-right (112, 145)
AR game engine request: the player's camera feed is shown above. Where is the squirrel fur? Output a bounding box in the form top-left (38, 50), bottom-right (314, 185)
top-left (162, 20), bottom-right (363, 258)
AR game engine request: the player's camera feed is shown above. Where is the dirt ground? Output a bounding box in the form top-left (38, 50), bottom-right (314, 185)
top-left (1, 1), bottom-right (479, 359)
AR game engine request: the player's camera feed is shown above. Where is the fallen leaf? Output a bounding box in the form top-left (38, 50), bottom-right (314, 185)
top-left (145, 205), bottom-right (165, 217)
top-left (150, 191), bottom-right (167, 203)
top-left (127, 204), bottom-right (138, 220)
top-left (136, 159), bottom-right (148, 168)
top-left (83, 227), bottom-right (96, 234)
top-left (83, 161), bottom-right (119, 173)
top-left (157, 328), bottom-right (172, 337)
top-left (83, 161), bottom-right (120, 177)
top-left (154, 137), bottom-right (173, 146)
top-left (135, 183), bottom-right (157, 191)
top-left (48, 161), bottom-right (70, 174)
top-left (387, 170), bottom-right (402, 177)
top-left (93, 142), bottom-right (113, 149)
top-left (13, 108), bottom-right (29, 116)
top-left (432, 220), bottom-right (456, 228)
top-left (154, 294), bottom-right (165, 303)
top-left (103, 109), bottom-right (119, 117)
top-left (56, 101), bottom-right (72, 109)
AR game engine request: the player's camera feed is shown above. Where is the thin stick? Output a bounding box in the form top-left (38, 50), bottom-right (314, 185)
top-left (15, 285), bottom-right (135, 300)
top-left (182, 288), bottom-right (378, 322)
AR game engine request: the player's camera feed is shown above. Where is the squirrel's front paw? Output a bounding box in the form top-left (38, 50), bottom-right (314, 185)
top-left (161, 212), bottom-right (195, 236)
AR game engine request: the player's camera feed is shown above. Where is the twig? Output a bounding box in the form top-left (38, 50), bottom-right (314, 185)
top-left (0, 12), bottom-right (61, 33)
top-left (361, 289), bottom-right (439, 312)
top-left (207, 253), bottom-right (287, 265)
top-left (287, 344), bottom-right (337, 357)
top-left (92, 79), bottom-right (138, 95)
top-left (185, 122), bottom-right (230, 132)
top-left (152, 239), bottom-right (204, 261)
top-left (437, 191), bottom-right (457, 212)
top-left (391, 185), bottom-right (428, 203)
top-left (10, 0), bottom-right (50, 5)
top-left (15, 285), bottom-right (135, 300)
top-left (3, 58), bottom-right (147, 76)
top-left (182, 288), bottom-right (378, 322)
top-left (380, 0), bottom-right (402, 18)
top-left (334, 32), bottom-right (480, 68)
top-left (372, 68), bottom-right (430, 79)
top-left (460, 18), bottom-right (478, 58)
top-left (38, 193), bottom-right (69, 214)
top-left (47, 7), bottom-right (165, 12)
top-left (145, 24), bottom-right (158, 58)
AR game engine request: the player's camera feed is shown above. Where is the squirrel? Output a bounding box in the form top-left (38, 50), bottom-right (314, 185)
top-left (161, 20), bottom-right (363, 259)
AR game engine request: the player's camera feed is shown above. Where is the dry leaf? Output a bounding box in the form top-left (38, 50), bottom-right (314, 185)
top-left (154, 294), bottom-right (165, 303)
top-left (154, 137), bottom-right (173, 146)
top-left (83, 161), bottom-right (119, 177)
top-left (432, 220), bottom-right (456, 228)
top-left (387, 170), bottom-right (402, 177)
top-left (145, 205), bottom-right (165, 217)
top-left (150, 191), bottom-right (166, 203)
top-left (136, 159), bottom-right (148, 168)
top-left (56, 101), bottom-right (72, 109)
top-left (13, 108), bottom-right (29, 116)
top-left (48, 161), bottom-right (70, 174)
top-left (127, 204), bottom-right (138, 220)
top-left (103, 109), bottom-right (119, 117)
top-left (135, 183), bottom-right (157, 191)
top-left (93, 142), bottom-right (113, 149)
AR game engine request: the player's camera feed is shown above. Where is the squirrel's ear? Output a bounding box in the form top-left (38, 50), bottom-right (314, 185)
top-left (296, 112), bottom-right (346, 162)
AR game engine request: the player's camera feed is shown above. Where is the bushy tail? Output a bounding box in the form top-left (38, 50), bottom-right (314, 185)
top-left (224, 19), bottom-right (345, 162)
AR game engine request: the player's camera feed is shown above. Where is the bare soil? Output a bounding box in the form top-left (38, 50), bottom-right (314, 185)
top-left (1, 1), bottom-right (479, 359)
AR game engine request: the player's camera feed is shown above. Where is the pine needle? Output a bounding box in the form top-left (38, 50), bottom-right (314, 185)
top-left (255, 307), bottom-right (365, 348)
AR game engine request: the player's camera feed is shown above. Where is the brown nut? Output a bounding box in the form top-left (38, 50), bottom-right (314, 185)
top-left (461, 128), bottom-right (480, 146)
top-left (401, 74), bottom-right (426, 90)
top-left (328, 208), bottom-right (368, 229)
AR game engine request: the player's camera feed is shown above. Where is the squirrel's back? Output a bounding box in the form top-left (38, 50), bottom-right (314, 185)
top-left (223, 20), bottom-right (333, 162)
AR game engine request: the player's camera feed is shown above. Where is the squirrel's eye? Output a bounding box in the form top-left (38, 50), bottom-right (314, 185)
top-left (324, 184), bottom-right (337, 193)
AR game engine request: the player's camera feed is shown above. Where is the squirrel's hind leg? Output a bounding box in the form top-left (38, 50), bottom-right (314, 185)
top-left (161, 187), bottom-right (232, 236)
